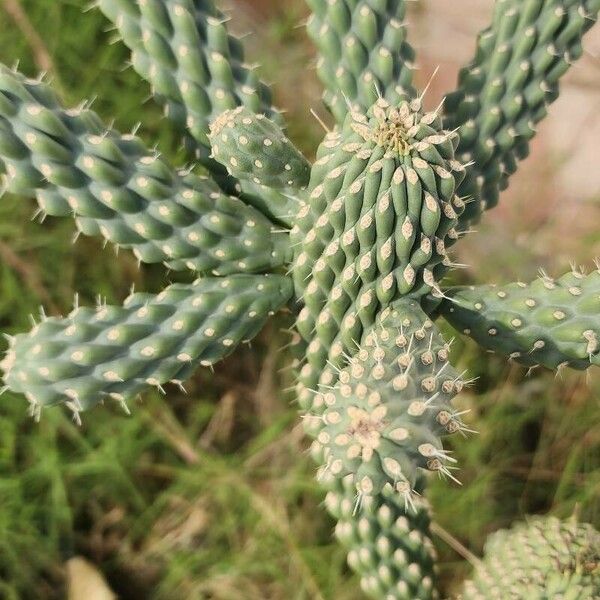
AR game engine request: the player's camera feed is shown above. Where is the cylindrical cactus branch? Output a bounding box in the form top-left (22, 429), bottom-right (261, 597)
top-left (443, 0), bottom-right (600, 229)
top-left (459, 516), bottom-right (600, 599)
top-left (0, 64), bottom-right (289, 275)
top-left (208, 107), bottom-right (311, 191)
top-left (313, 299), bottom-right (466, 502)
top-left (97, 0), bottom-right (278, 155)
top-left (293, 298), bottom-right (468, 599)
top-left (291, 97), bottom-right (466, 417)
top-left (97, 0), bottom-right (298, 226)
top-left (1, 274), bottom-right (293, 419)
top-left (290, 94), bottom-right (469, 599)
top-left (438, 267), bottom-right (600, 370)
top-left (324, 473), bottom-right (439, 600)
top-left (306, 0), bottom-right (417, 125)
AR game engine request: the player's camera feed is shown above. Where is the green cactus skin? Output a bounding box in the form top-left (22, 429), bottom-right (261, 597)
top-left (208, 107), bottom-right (311, 190)
top-left (96, 0), bottom-right (298, 226)
top-left (289, 95), bottom-right (467, 600)
top-left (291, 97), bottom-right (465, 424)
top-left (324, 474), bottom-right (439, 600)
top-left (97, 0), bottom-right (277, 156)
top-left (438, 267), bottom-right (600, 370)
top-left (306, 0), bottom-right (417, 125)
top-left (459, 516), bottom-right (600, 600)
top-left (444, 0), bottom-right (600, 229)
top-left (313, 299), bottom-right (465, 500)
top-left (0, 274), bottom-right (292, 418)
top-left (0, 64), bottom-right (289, 275)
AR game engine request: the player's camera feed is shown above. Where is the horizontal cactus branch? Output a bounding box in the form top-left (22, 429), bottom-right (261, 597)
top-left (460, 516), bottom-right (600, 599)
top-left (97, 0), bottom-right (299, 226)
top-left (444, 0), bottom-right (600, 228)
top-left (1, 274), bottom-right (293, 419)
top-left (0, 64), bottom-right (289, 275)
top-left (208, 107), bottom-right (311, 190)
top-left (306, 0), bottom-right (417, 124)
top-left (324, 473), bottom-right (439, 600)
top-left (438, 267), bottom-right (600, 370)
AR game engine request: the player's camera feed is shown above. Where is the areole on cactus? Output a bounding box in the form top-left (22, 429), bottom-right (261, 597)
top-left (0, 1), bottom-right (599, 598)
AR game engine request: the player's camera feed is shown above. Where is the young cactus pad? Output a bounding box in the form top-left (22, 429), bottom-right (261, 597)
top-left (1, 1), bottom-right (600, 599)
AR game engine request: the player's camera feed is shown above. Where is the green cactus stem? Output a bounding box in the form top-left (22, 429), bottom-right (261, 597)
top-left (291, 97), bottom-right (466, 428)
top-left (306, 0), bottom-right (417, 124)
top-left (97, 0), bottom-right (298, 226)
top-left (438, 266), bottom-right (600, 370)
top-left (97, 0), bottom-right (278, 157)
top-left (1, 274), bottom-right (292, 419)
top-left (313, 299), bottom-right (466, 501)
top-left (208, 107), bottom-right (311, 190)
top-left (0, 64), bottom-right (289, 275)
top-left (444, 0), bottom-right (600, 229)
top-left (459, 516), bottom-right (600, 600)
top-left (324, 473), bottom-right (438, 600)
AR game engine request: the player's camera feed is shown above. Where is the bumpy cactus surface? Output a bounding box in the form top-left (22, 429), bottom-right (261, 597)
top-left (460, 516), bottom-right (600, 599)
top-left (1, 1), bottom-right (599, 598)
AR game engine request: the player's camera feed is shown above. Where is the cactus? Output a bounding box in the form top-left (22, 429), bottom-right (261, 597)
top-left (437, 267), bottom-right (600, 370)
top-left (459, 516), bottom-right (600, 599)
top-left (0, 1), bottom-right (599, 598)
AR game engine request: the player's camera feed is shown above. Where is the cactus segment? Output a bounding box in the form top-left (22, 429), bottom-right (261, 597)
top-left (291, 97), bottom-right (465, 398)
top-left (306, 0), bottom-right (417, 124)
top-left (0, 274), bottom-right (293, 417)
top-left (460, 516), bottom-right (600, 600)
top-left (97, 0), bottom-right (298, 226)
top-left (438, 267), bottom-right (600, 370)
top-left (444, 0), bottom-right (600, 229)
top-left (313, 299), bottom-right (464, 501)
top-left (97, 0), bottom-right (278, 157)
top-left (324, 474), bottom-right (438, 600)
top-left (209, 107), bottom-right (311, 191)
top-left (0, 64), bottom-right (289, 275)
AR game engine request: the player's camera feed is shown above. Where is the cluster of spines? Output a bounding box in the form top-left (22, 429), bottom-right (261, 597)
top-left (459, 516), bottom-right (600, 599)
top-left (0, 65), bottom-right (289, 275)
top-left (306, 0), bottom-right (417, 124)
top-left (439, 266), bottom-right (600, 371)
top-left (208, 106), bottom-right (311, 191)
top-left (324, 474), bottom-right (438, 600)
top-left (444, 0), bottom-right (600, 229)
top-left (312, 300), bottom-right (467, 505)
top-left (0, 274), bottom-right (293, 420)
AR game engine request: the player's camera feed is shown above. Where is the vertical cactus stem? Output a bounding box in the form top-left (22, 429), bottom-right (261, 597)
top-left (315, 299), bottom-right (466, 504)
top-left (307, 0), bottom-right (418, 124)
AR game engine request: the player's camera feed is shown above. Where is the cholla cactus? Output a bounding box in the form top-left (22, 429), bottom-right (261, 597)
top-left (460, 516), bottom-right (600, 599)
top-left (0, 1), bottom-right (599, 598)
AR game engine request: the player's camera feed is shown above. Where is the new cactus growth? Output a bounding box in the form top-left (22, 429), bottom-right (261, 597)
top-left (1, 1), bottom-right (599, 598)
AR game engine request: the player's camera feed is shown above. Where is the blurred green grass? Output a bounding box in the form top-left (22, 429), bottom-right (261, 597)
top-left (0, 1), bottom-right (598, 599)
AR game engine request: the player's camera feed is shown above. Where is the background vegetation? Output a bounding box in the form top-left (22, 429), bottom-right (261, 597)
top-left (0, 1), bottom-right (598, 598)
